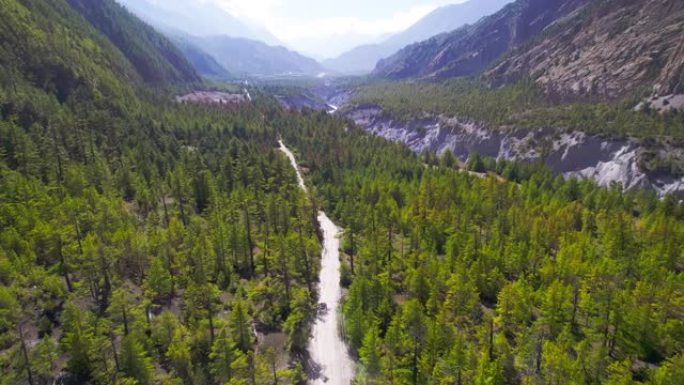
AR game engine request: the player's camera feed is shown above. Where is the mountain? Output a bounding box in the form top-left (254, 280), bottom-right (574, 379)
top-left (373, 0), bottom-right (588, 80)
top-left (183, 35), bottom-right (325, 77)
top-left (0, 0), bottom-right (197, 108)
top-left (324, 0), bottom-right (513, 74)
top-left (486, 0), bottom-right (684, 99)
top-left (115, 0), bottom-right (281, 46)
top-left (374, 0), bottom-right (684, 100)
top-left (115, 0), bottom-right (323, 78)
top-left (66, 0), bottom-right (199, 84)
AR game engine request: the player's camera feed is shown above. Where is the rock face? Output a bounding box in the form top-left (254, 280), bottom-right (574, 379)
top-left (374, 0), bottom-right (684, 100)
top-left (346, 105), bottom-right (684, 196)
top-left (374, 0), bottom-right (588, 80)
top-left (488, 0), bottom-right (684, 99)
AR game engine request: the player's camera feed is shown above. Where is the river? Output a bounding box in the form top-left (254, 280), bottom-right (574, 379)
top-left (278, 140), bottom-right (355, 385)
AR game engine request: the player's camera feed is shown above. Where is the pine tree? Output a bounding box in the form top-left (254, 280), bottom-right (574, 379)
top-left (120, 334), bottom-right (154, 385)
top-left (144, 257), bottom-right (173, 301)
top-left (404, 299), bottom-right (427, 385)
top-left (230, 295), bottom-right (253, 352)
top-left (359, 323), bottom-right (383, 380)
top-left (61, 303), bottom-right (95, 380)
top-left (167, 327), bottom-right (193, 381)
top-left (210, 329), bottom-right (237, 384)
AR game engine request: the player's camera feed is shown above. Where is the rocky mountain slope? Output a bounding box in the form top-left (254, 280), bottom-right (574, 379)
top-left (358, 0), bottom-right (684, 196)
top-left (374, 0), bottom-right (588, 79)
top-left (375, 0), bottom-right (684, 101)
top-left (487, 0), bottom-right (684, 99)
top-left (324, 0), bottom-right (512, 74)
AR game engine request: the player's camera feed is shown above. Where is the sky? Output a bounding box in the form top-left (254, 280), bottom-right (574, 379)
top-left (209, 0), bottom-right (469, 58)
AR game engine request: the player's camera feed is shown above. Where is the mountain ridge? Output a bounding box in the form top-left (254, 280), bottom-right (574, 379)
top-left (373, 0), bottom-right (684, 101)
top-left (171, 36), bottom-right (232, 80)
top-left (0, 0), bottom-right (197, 111)
top-left (115, 0), bottom-right (325, 78)
top-left (324, 0), bottom-right (512, 74)
top-left (178, 33), bottom-right (325, 78)
top-left (373, 0), bottom-right (589, 80)
top-left (486, 0), bottom-right (684, 99)
top-left (67, 0), bottom-right (199, 84)
top-left (115, 0), bottom-right (282, 46)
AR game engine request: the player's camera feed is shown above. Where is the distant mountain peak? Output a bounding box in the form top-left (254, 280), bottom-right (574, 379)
top-left (115, 0), bottom-right (324, 78)
top-left (324, 0), bottom-right (513, 75)
top-left (115, 0), bottom-right (282, 46)
top-left (187, 35), bottom-right (325, 77)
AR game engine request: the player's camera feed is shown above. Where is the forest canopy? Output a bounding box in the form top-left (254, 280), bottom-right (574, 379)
top-left (281, 109), bottom-right (684, 385)
top-left (353, 79), bottom-right (684, 142)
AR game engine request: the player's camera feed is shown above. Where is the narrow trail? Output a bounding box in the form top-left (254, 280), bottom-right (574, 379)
top-left (278, 140), bottom-right (355, 385)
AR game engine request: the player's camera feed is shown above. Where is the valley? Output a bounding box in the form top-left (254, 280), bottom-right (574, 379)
top-left (285, 78), bottom-right (683, 197)
top-left (1, 0), bottom-right (683, 385)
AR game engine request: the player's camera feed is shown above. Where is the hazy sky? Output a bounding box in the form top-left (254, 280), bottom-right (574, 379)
top-left (210, 0), bottom-right (469, 58)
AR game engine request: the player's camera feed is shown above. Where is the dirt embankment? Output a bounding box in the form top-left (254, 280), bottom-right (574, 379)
top-left (345, 105), bottom-right (684, 196)
top-left (176, 91), bottom-right (247, 105)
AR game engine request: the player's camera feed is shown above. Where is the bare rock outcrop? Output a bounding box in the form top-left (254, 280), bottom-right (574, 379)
top-left (375, 0), bottom-right (684, 101)
top-left (488, 0), bottom-right (684, 99)
top-left (346, 105), bottom-right (684, 196)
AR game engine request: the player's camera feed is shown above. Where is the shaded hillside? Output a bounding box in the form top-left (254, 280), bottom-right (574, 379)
top-left (487, 0), bottom-right (684, 99)
top-left (172, 37), bottom-right (232, 80)
top-left (67, 0), bottom-right (199, 84)
top-left (374, 0), bottom-right (589, 79)
top-left (0, 0), bottom-right (141, 106)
